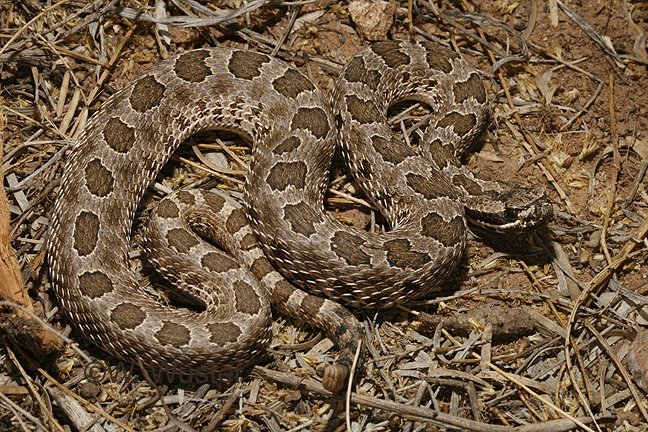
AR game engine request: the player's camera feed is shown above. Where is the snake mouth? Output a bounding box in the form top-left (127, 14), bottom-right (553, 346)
top-left (510, 200), bottom-right (554, 229)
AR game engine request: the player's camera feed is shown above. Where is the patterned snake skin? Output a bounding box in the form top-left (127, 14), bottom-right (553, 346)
top-left (46, 41), bottom-right (553, 392)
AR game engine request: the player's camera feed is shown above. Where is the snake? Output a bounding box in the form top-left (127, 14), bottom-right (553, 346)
top-left (46, 40), bottom-right (553, 392)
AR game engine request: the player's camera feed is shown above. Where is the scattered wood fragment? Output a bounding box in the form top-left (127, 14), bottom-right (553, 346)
top-left (1, 0), bottom-right (647, 429)
top-left (0, 104), bottom-right (63, 368)
top-left (414, 303), bottom-right (537, 343)
top-left (253, 366), bottom-right (615, 432)
top-left (0, 108), bottom-right (29, 313)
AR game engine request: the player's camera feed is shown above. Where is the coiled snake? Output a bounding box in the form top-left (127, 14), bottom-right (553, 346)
top-left (46, 41), bottom-right (552, 392)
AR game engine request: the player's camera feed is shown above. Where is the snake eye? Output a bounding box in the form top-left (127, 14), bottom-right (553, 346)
top-left (504, 206), bottom-right (523, 223)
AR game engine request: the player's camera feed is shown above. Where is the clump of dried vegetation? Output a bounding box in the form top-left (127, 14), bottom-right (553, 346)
top-left (1, 0), bottom-right (648, 430)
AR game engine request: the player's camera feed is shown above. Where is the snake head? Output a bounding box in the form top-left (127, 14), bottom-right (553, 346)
top-left (466, 186), bottom-right (553, 233)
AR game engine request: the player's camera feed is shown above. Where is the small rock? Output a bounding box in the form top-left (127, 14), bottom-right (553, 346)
top-left (77, 381), bottom-right (101, 399)
top-left (348, 1), bottom-right (393, 41)
top-left (626, 328), bottom-right (648, 392)
top-left (204, 152), bottom-right (229, 169)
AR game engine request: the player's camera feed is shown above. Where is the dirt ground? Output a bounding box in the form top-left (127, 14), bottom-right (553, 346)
top-left (1, 0), bottom-right (648, 431)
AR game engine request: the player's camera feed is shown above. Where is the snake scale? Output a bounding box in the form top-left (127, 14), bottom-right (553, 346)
top-left (46, 40), bottom-right (552, 392)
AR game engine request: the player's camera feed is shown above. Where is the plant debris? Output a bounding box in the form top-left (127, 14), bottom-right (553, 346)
top-left (1, 0), bottom-right (647, 430)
